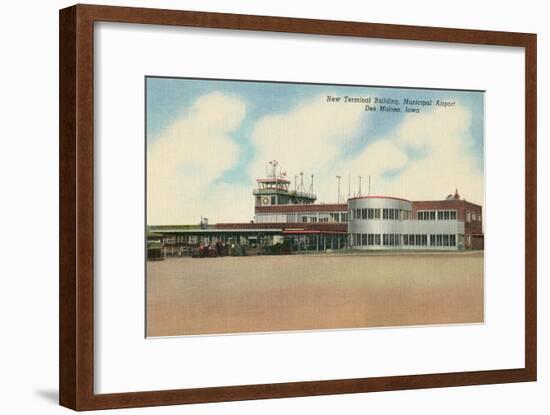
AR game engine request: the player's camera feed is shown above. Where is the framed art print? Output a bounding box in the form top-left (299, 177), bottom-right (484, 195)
top-left (59, 4), bottom-right (537, 410)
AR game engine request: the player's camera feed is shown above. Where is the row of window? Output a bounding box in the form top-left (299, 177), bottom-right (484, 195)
top-left (350, 208), bottom-right (411, 221)
top-left (296, 212), bottom-right (348, 223)
top-left (404, 234), bottom-right (428, 246)
top-left (352, 207), bottom-right (381, 219)
top-left (417, 210), bottom-right (457, 220)
top-left (431, 234), bottom-right (457, 246)
top-left (351, 233), bottom-right (457, 247)
top-left (278, 196), bottom-right (290, 205)
top-left (256, 212), bottom-right (350, 223)
top-left (417, 209), bottom-right (483, 223)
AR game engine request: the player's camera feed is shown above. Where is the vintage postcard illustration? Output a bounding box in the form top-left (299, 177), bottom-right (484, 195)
top-left (146, 77), bottom-right (484, 337)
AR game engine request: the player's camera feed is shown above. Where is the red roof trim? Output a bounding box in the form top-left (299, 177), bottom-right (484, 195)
top-left (412, 200), bottom-right (483, 209)
top-left (256, 204), bottom-right (347, 213)
top-left (282, 230), bottom-right (347, 235)
top-left (215, 222), bottom-right (347, 232)
top-left (347, 195), bottom-right (411, 203)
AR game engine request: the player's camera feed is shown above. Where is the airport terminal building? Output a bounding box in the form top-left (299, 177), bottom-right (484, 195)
top-left (148, 169), bottom-right (483, 255)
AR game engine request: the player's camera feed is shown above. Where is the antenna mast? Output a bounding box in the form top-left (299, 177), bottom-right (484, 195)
top-left (270, 160), bottom-right (278, 179)
top-left (336, 175), bottom-right (342, 203)
top-left (368, 175), bottom-right (371, 196)
top-left (310, 174), bottom-right (314, 194)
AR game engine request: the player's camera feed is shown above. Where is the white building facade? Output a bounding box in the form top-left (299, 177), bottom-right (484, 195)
top-left (347, 196), bottom-right (465, 250)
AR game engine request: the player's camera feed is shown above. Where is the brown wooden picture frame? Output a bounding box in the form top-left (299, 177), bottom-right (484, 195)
top-left (59, 4), bottom-right (537, 411)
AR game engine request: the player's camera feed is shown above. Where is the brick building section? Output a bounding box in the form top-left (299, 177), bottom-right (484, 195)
top-left (411, 199), bottom-right (483, 249)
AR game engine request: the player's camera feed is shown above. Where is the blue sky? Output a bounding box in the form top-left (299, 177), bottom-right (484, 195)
top-left (146, 77), bottom-right (484, 224)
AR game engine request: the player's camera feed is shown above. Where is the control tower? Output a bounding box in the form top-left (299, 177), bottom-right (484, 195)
top-left (253, 160), bottom-right (317, 207)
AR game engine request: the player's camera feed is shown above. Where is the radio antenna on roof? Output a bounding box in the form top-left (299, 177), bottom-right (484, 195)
top-left (336, 175), bottom-right (342, 204)
top-left (368, 175), bottom-right (372, 196)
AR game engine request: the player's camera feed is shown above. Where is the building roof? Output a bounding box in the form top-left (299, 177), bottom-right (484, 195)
top-left (411, 199), bottom-right (482, 209)
top-left (215, 222), bottom-right (347, 233)
top-left (255, 203), bottom-right (347, 214)
top-left (347, 195), bottom-right (411, 203)
top-left (446, 189), bottom-right (461, 200)
top-left (281, 229), bottom-right (347, 235)
top-left (150, 227), bottom-right (283, 234)
top-left (256, 178), bottom-right (291, 184)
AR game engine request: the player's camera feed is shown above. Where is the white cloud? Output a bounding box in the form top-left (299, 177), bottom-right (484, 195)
top-left (147, 92), bottom-right (249, 225)
top-left (250, 93), bottom-right (366, 174)
top-left (250, 93), bottom-right (366, 204)
top-left (250, 96), bottom-right (483, 207)
top-left (372, 104), bottom-right (484, 205)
